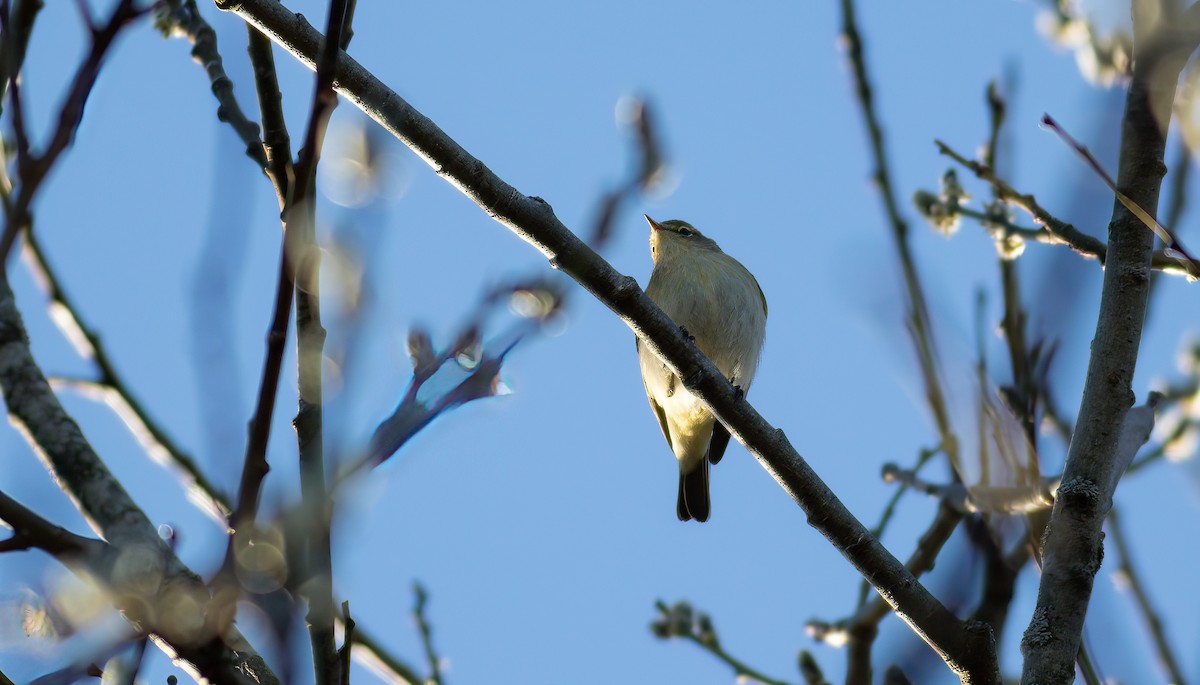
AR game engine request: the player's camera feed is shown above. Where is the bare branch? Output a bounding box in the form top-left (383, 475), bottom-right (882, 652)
top-left (651, 601), bottom-right (794, 685)
top-left (1019, 11), bottom-right (1200, 682)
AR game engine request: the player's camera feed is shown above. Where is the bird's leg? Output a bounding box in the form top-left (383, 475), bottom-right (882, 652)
top-left (679, 326), bottom-right (696, 343)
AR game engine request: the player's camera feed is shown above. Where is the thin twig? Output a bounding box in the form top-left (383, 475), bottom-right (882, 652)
top-left (413, 582), bottom-right (444, 685)
top-left (1042, 113), bottom-right (1198, 270)
top-left (937, 140), bottom-right (1199, 279)
top-left (342, 620), bottom-right (422, 685)
top-left (652, 601), bottom-right (793, 685)
top-left (983, 81), bottom-right (1037, 447)
top-left (0, 0), bottom-right (147, 267)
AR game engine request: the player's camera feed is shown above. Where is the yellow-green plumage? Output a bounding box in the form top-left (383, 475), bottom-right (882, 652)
top-left (637, 216), bottom-right (767, 522)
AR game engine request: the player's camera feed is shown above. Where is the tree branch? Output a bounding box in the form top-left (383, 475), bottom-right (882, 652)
top-left (212, 1), bottom-right (1000, 681)
top-left (1019, 9), bottom-right (1200, 683)
top-left (936, 140), bottom-right (1200, 279)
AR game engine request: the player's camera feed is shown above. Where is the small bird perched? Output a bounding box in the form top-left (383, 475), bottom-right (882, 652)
top-left (637, 215), bottom-right (767, 522)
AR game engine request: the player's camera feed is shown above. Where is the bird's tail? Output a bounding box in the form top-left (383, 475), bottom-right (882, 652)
top-left (677, 460), bottom-right (710, 522)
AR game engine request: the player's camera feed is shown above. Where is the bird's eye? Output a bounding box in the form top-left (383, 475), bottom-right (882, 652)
top-left (678, 228), bottom-right (693, 237)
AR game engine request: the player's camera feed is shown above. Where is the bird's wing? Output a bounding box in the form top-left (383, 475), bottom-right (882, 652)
top-left (636, 337), bottom-right (673, 449)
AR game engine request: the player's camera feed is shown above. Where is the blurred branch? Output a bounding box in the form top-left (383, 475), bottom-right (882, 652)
top-left (1107, 506), bottom-right (1187, 685)
top-left (883, 665), bottom-right (915, 685)
top-left (155, 0), bottom-right (268, 169)
top-left (1020, 8), bottom-right (1200, 680)
top-left (839, 0), bottom-right (960, 474)
top-left (982, 82), bottom-right (1037, 447)
top-left (0, 0), bottom-right (148, 267)
top-left (20, 230), bottom-right (231, 522)
top-left (353, 97), bottom-right (653, 478)
top-left (207, 8), bottom-right (300, 650)
top-left (288, 0), bottom-right (355, 682)
top-left (652, 601), bottom-right (794, 685)
top-left (0, 489), bottom-right (273, 685)
top-left (882, 463), bottom-right (1057, 515)
top-left (213, 1), bottom-right (1000, 680)
top-left (0, 274), bottom-right (279, 684)
top-left (964, 515), bottom-right (1029, 646)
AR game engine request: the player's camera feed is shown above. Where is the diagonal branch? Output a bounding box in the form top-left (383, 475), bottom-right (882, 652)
top-left (212, 1), bottom-right (998, 681)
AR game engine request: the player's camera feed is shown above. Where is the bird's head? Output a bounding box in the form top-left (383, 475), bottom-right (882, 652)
top-left (645, 215), bottom-right (722, 264)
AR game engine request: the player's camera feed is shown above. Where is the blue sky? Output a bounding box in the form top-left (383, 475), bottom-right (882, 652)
top-left (2, 0), bottom-right (1198, 683)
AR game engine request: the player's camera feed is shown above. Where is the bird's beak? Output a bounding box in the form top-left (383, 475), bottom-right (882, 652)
top-left (644, 215), bottom-right (663, 232)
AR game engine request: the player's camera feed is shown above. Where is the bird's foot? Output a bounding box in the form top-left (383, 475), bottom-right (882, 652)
top-left (679, 326), bottom-right (696, 343)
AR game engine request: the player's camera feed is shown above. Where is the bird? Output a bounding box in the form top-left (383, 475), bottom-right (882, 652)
top-left (637, 215), bottom-right (767, 522)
